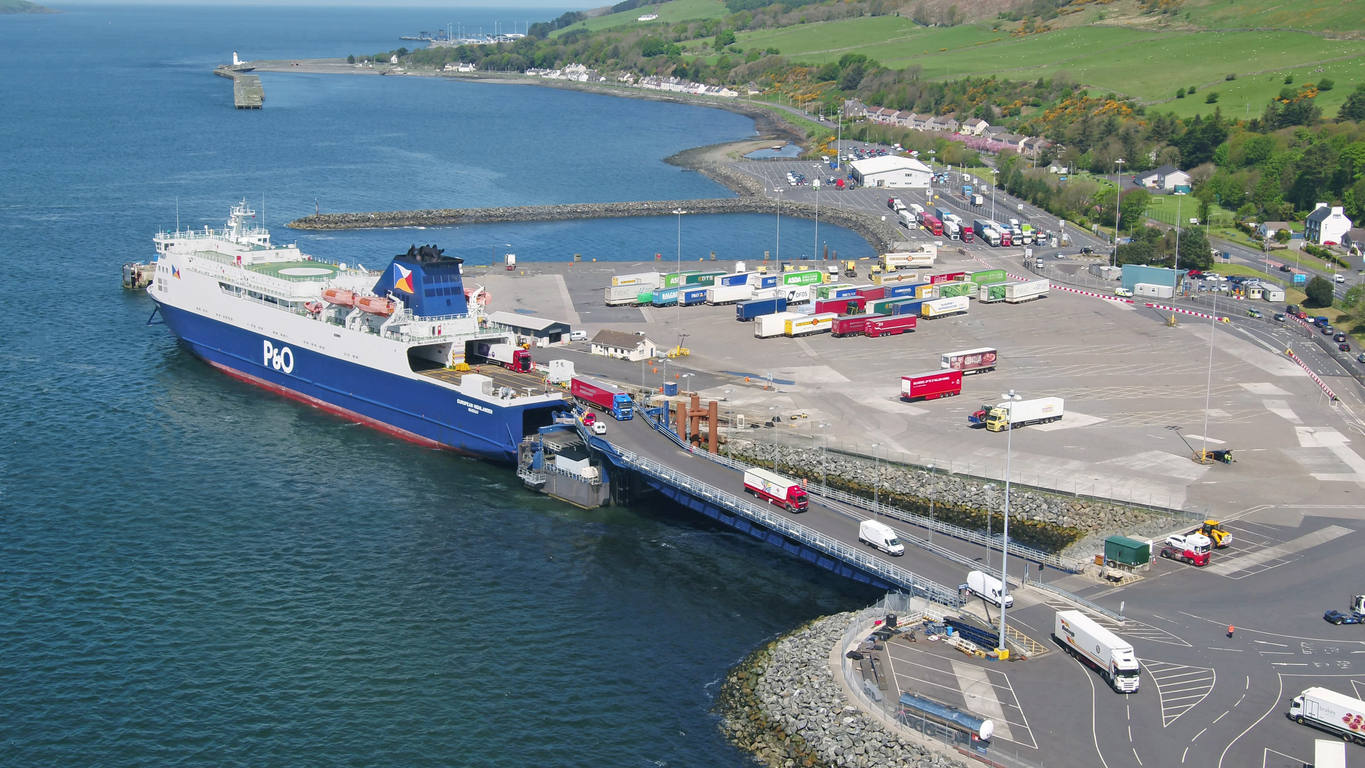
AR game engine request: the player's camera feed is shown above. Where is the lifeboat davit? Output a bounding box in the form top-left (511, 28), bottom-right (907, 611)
top-left (322, 288), bottom-right (357, 307)
top-left (356, 296), bottom-right (396, 316)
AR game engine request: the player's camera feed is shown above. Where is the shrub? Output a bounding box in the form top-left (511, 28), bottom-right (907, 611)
top-left (1285, 74), bottom-right (1294, 84)
top-left (1305, 275), bottom-right (1334, 307)
top-left (1319, 77), bottom-right (1335, 91)
top-left (1225, 73), bottom-right (1236, 81)
top-left (1176, 89), bottom-right (1185, 99)
top-left (347, 54), bottom-right (355, 64)
top-left (1206, 92), bottom-right (1220, 103)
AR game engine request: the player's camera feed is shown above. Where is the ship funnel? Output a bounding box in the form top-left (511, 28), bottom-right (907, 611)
top-left (370, 244), bottom-right (467, 318)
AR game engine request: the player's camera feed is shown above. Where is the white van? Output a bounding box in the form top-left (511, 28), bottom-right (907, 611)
top-left (966, 570), bottom-right (1014, 608)
top-left (859, 519), bottom-right (905, 556)
top-left (569, 330), bottom-right (588, 342)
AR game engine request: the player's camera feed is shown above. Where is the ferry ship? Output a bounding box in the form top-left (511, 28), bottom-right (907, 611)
top-left (147, 202), bottom-right (567, 462)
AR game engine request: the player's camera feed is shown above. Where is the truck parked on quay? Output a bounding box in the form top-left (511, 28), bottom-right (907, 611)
top-left (881, 248), bottom-right (937, 271)
top-left (865, 314), bottom-right (917, 337)
top-left (902, 370), bottom-right (962, 401)
top-left (1054, 610), bottom-right (1141, 693)
top-left (570, 377), bottom-right (634, 420)
top-left (1287, 687), bottom-right (1365, 744)
top-left (786, 313), bottom-right (837, 336)
top-left (706, 284), bottom-right (753, 305)
top-left (736, 296), bottom-right (788, 321)
top-left (755, 311), bottom-right (803, 338)
top-left (942, 348), bottom-right (998, 375)
top-left (970, 397), bottom-right (1064, 431)
top-left (743, 467), bottom-right (809, 513)
top-left (1005, 279), bottom-right (1050, 304)
top-left (921, 296), bottom-right (969, 319)
top-left (832, 313), bottom-right (885, 337)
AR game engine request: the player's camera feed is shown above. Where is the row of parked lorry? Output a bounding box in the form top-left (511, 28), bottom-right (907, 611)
top-left (604, 266), bottom-right (827, 306)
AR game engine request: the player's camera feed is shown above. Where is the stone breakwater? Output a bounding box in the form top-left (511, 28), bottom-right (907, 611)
top-left (723, 440), bottom-right (1178, 557)
top-left (718, 612), bottom-right (964, 768)
top-left (288, 197), bottom-right (905, 253)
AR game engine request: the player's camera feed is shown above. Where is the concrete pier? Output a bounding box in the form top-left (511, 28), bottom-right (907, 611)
top-left (289, 198), bottom-right (907, 253)
top-left (215, 66), bottom-right (263, 109)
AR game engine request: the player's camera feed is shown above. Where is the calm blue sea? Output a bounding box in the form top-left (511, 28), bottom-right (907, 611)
top-left (0, 5), bottom-right (876, 767)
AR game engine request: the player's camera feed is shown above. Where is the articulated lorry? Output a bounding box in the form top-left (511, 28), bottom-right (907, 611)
top-left (865, 314), bottom-right (917, 337)
top-left (736, 297), bottom-right (788, 321)
top-left (832, 313), bottom-right (885, 337)
top-left (571, 376), bottom-right (634, 420)
top-left (1287, 687), bottom-right (1365, 744)
top-left (921, 296), bottom-right (970, 319)
top-left (467, 341), bottom-right (533, 372)
top-left (743, 467), bottom-right (809, 512)
top-left (941, 348), bottom-right (997, 375)
top-left (1004, 278), bottom-right (1050, 304)
top-left (1054, 610), bottom-right (1141, 693)
top-left (881, 246), bottom-right (937, 270)
top-left (785, 313), bottom-right (837, 337)
top-left (970, 397), bottom-right (1064, 431)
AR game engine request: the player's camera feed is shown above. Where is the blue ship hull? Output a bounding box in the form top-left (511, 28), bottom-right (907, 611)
top-left (156, 301), bottom-right (562, 463)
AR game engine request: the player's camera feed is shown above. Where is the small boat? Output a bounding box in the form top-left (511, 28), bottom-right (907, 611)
top-left (322, 288), bottom-right (357, 306)
top-left (356, 295), bottom-right (395, 316)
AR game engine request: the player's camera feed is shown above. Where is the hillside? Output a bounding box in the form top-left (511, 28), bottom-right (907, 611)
top-left (0, 0), bottom-right (58, 13)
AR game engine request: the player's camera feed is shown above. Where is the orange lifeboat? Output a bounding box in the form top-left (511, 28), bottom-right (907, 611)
top-left (356, 296), bottom-right (396, 316)
top-left (322, 288), bottom-right (357, 307)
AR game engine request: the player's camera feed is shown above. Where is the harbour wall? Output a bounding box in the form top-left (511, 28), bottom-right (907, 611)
top-left (288, 197), bottom-right (907, 254)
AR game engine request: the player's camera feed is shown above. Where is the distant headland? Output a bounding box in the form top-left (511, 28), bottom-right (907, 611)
top-left (0, 1), bottom-right (58, 13)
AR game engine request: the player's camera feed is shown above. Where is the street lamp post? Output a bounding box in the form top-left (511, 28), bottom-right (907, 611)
top-left (819, 422), bottom-right (830, 490)
top-left (1172, 196), bottom-right (1182, 324)
top-left (990, 168), bottom-right (999, 224)
top-left (1113, 159), bottom-right (1125, 266)
top-left (673, 208), bottom-right (687, 349)
top-left (997, 390), bottom-right (1023, 656)
top-left (814, 179), bottom-right (820, 262)
top-left (774, 189), bottom-right (783, 272)
top-left (927, 463), bottom-right (936, 544)
top-left (870, 442), bottom-right (881, 512)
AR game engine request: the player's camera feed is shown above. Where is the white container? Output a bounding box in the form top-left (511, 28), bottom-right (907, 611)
top-left (1134, 282), bottom-right (1174, 299)
top-left (546, 359), bottom-right (576, 384)
top-left (966, 570), bottom-right (1013, 608)
top-left (1054, 610), bottom-right (1141, 693)
top-left (921, 295), bottom-right (969, 318)
top-left (754, 311), bottom-right (802, 338)
top-left (705, 284), bottom-right (753, 305)
top-left (858, 520), bottom-right (904, 556)
top-left (612, 271), bottom-right (660, 288)
top-left (785, 312), bottom-right (837, 336)
top-left (1004, 278), bottom-right (1050, 303)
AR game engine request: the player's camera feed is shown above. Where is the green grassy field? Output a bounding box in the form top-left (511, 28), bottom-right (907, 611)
top-left (553, 0), bottom-right (728, 36)
top-left (1182, 0), bottom-right (1365, 33)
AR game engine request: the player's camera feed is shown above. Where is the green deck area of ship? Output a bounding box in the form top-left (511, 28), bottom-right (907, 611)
top-left (247, 261), bottom-right (339, 280)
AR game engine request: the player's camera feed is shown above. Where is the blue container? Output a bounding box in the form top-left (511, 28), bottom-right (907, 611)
top-left (832, 286), bottom-right (860, 298)
top-left (736, 297), bottom-right (787, 321)
top-left (663, 382), bottom-right (679, 396)
top-left (894, 300), bottom-right (924, 316)
top-left (886, 282), bottom-right (926, 299)
top-left (652, 287), bottom-right (679, 307)
top-left (681, 288), bottom-right (708, 306)
top-left (757, 275), bottom-right (779, 289)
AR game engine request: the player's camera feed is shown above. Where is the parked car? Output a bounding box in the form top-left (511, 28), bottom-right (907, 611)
top-left (1274, 313), bottom-right (1286, 321)
top-left (1336, 274), bottom-right (1347, 283)
top-left (569, 330), bottom-right (588, 341)
top-left (1115, 287), bottom-right (1133, 297)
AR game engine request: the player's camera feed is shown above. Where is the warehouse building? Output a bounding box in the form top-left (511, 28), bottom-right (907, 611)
top-left (849, 156), bottom-right (932, 189)
top-left (486, 311), bottom-right (571, 346)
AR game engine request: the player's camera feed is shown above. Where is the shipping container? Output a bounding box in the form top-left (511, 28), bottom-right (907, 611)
top-left (857, 286), bottom-right (887, 301)
top-left (1054, 611), bottom-right (1140, 693)
top-left (864, 314), bottom-right (917, 337)
top-left (1134, 282), bottom-right (1174, 299)
top-left (783, 269), bottom-right (824, 287)
top-left (902, 369), bottom-right (962, 401)
top-left (941, 348), bottom-right (998, 375)
top-left (886, 282), bottom-right (927, 299)
top-left (706, 284), bottom-right (753, 305)
top-left (1104, 536), bottom-right (1151, 566)
top-left (684, 270), bottom-right (726, 286)
top-left (871, 271), bottom-right (922, 287)
top-left (869, 297), bottom-right (914, 315)
top-left (651, 287), bottom-right (680, 307)
top-left (605, 284), bottom-right (650, 305)
top-left (680, 288), bottom-right (708, 306)
top-left (891, 299), bottom-right (924, 316)
top-left (832, 313), bottom-right (884, 337)
top-left (832, 285), bottom-right (861, 298)
top-left (921, 296), bottom-right (970, 318)
top-left (936, 282), bottom-right (976, 299)
top-left (735, 296), bottom-right (788, 320)
top-left (1004, 278), bottom-right (1050, 303)
top-left (754, 311), bottom-right (803, 338)
top-left (928, 271), bottom-right (966, 285)
top-left (881, 250), bottom-right (937, 270)
top-left (754, 274), bottom-right (779, 289)
top-left (978, 282), bottom-right (1010, 303)
top-left (611, 271), bottom-right (660, 288)
top-left (970, 269), bottom-right (1007, 285)
top-left (785, 313), bottom-right (838, 337)
top-left (719, 271), bottom-right (757, 286)
top-left (814, 297), bottom-right (866, 315)
top-left (815, 282), bottom-right (852, 300)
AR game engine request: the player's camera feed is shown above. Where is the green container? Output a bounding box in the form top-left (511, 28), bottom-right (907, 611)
top-left (783, 269), bottom-right (823, 287)
top-left (817, 283), bottom-right (851, 299)
top-left (869, 297), bottom-right (913, 315)
top-left (1104, 535), bottom-right (1150, 567)
top-left (971, 269), bottom-right (1007, 285)
top-left (637, 291), bottom-right (654, 304)
top-left (938, 282), bottom-right (975, 299)
top-left (685, 270), bottom-right (727, 286)
top-left (661, 271), bottom-right (701, 289)
top-left (982, 284), bottom-right (1008, 302)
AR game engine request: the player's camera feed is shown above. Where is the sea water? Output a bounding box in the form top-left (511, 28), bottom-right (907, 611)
top-left (0, 6), bottom-right (876, 766)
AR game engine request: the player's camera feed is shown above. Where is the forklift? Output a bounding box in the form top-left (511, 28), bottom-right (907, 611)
top-left (1197, 520), bottom-right (1233, 548)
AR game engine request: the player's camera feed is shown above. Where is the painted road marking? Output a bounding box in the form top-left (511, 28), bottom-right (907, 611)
top-left (951, 661), bottom-right (1015, 743)
top-left (1143, 660), bottom-right (1215, 727)
top-left (1205, 525), bottom-right (1353, 576)
top-left (1122, 619), bottom-right (1192, 647)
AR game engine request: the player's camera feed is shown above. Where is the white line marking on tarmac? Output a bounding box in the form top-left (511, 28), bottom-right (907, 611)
top-left (1133, 748), bottom-right (1143, 765)
top-left (1207, 647), bottom-right (1244, 652)
top-left (1182, 746), bottom-right (1189, 763)
top-left (1259, 651), bottom-right (1294, 655)
top-left (1254, 640), bottom-right (1288, 647)
top-left (1193, 727), bottom-right (1206, 742)
top-left (1218, 674), bottom-right (1282, 768)
top-left (1075, 655), bottom-right (1110, 768)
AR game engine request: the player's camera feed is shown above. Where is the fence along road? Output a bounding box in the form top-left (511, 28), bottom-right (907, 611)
top-left (590, 412), bottom-right (973, 606)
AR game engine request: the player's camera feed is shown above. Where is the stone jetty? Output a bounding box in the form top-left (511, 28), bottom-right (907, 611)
top-left (718, 612), bottom-right (964, 768)
top-left (289, 197), bottom-right (906, 253)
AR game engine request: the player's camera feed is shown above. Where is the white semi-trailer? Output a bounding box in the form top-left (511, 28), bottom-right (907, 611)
top-left (1288, 687), bottom-right (1365, 744)
top-left (1053, 610), bottom-right (1141, 693)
